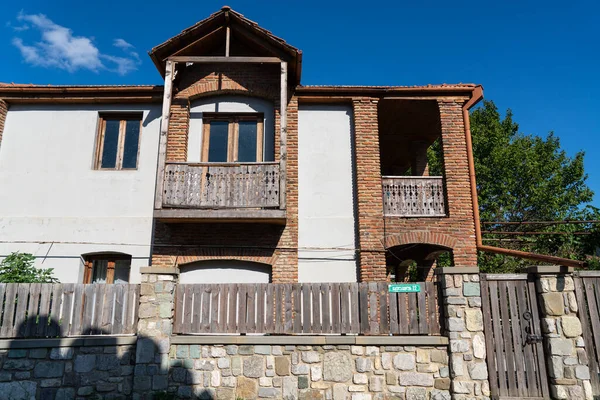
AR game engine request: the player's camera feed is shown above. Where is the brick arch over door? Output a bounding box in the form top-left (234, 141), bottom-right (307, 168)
top-left (384, 232), bottom-right (458, 250)
top-left (174, 248), bottom-right (276, 268)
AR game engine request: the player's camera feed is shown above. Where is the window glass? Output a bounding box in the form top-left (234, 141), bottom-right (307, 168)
top-left (122, 120), bottom-right (140, 169)
top-left (100, 120), bottom-right (120, 168)
top-left (237, 121), bottom-right (258, 162)
top-left (92, 260), bottom-right (108, 283)
top-left (114, 260), bottom-right (131, 284)
top-left (208, 121), bottom-right (229, 162)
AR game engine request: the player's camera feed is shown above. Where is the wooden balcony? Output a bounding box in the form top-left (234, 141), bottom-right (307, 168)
top-left (155, 162), bottom-right (285, 223)
top-left (382, 176), bottom-right (446, 217)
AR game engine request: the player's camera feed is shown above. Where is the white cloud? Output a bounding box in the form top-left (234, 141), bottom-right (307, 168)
top-left (11, 12), bottom-right (140, 75)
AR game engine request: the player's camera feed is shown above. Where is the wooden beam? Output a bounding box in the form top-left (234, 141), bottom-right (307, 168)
top-left (154, 60), bottom-right (175, 210)
top-left (225, 26), bottom-right (231, 57)
top-left (154, 209), bottom-right (286, 224)
top-left (167, 56), bottom-right (281, 63)
top-left (279, 61), bottom-right (287, 210)
top-left (171, 26), bottom-right (225, 58)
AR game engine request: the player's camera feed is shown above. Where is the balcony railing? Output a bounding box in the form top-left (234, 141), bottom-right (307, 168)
top-left (382, 176), bottom-right (446, 217)
top-left (163, 162), bottom-right (280, 209)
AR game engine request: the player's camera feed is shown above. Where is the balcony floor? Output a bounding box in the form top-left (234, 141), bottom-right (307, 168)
top-left (154, 208), bottom-right (286, 224)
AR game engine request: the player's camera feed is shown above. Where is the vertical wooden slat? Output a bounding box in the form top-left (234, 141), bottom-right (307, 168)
top-left (48, 284), bottom-right (63, 337)
top-left (256, 284), bottom-right (265, 333)
top-left (408, 292), bottom-right (418, 334)
top-left (368, 282), bottom-right (379, 335)
top-left (417, 283), bottom-right (428, 334)
top-left (0, 284), bottom-right (6, 336)
top-left (480, 276), bottom-right (499, 396)
top-left (498, 281), bottom-right (517, 397)
top-left (202, 285), bottom-right (213, 333)
top-left (331, 283), bottom-right (340, 334)
top-left (341, 283), bottom-right (352, 334)
top-left (488, 280), bottom-right (507, 397)
top-left (25, 283), bottom-right (41, 337)
top-left (112, 284), bottom-right (125, 334)
top-left (275, 284), bottom-right (283, 334)
top-left (60, 284), bottom-right (74, 336)
top-left (36, 284), bottom-right (53, 337)
top-left (506, 282), bottom-right (527, 396)
top-left (358, 283), bottom-right (369, 335)
top-left (284, 284), bottom-right (293, 333)
top-left (246, 285), bottom-right (256, 334)
top-left (264, 284), bottom-right (273, 333)
top-left (124, 285), bottom-right (138, 334)
top-left (527, 278), bottom-right (549, 399)
top-left (228, 284), bottom-right (238, 334)
top-left (211, 286), bottom-right (220, 333)
top-left (350, 283), bottom-right (360, 334)
top-left (302, 284), bottom-right (311, 334)
top-left (378, 282), bottom-right (389, 334)
top-left (398, 293), bottom-right (409, 334)
top-left (312, 284), bottom-right (322, 334)
top-left (237, 285), bottom-right (247, 334)
top-left (575, 277), bottom-right (600, 395)
top-left (219, 284), bottom-right (229, 333)
top-left (183, 285), bottom-right (193, 334)
top-left (389, 290), bottom-right (399, 335)
top-left (172, 285), bottom-right (183, 334)
top-left (426, 282), bottom-right (439, 335)
top-left (81, 284), bottom-right (95, 335)
top-left (92, 285), bottom-right (106, 334)
top-left (515, 280), bottom-right (539, 397)
top-left (70, 284), bottom-right (85, 336)
top-left (13, 284), bottom-right (30, 338)
top-left (102, 285), bottom-right (116, 334)
top-left (292, 284), bottom-right (302, 334)
top-left (321, 284), bottom-right (331, 334)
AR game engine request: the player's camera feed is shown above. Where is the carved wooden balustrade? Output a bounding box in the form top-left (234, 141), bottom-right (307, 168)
top-left (382, 176), bottom-right (446, 217)
top-left (163, 162), bottom-right (280, 209)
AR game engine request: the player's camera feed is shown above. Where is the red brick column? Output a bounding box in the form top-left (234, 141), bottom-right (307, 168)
top-left (352, 97), bottom-right (386, 281)
top-left (0, 100), bottom-right (8, 149)
top-left (437, 100), bottom-right (478, 267)
top-left (165, 99), bottom-right (190, 162)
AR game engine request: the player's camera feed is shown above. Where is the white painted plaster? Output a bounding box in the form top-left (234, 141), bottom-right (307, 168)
top-left (0, 104), bottom-right (161, 283)
top-left (179, 260), bottom-right (271, 284)
top-left (298, 104), bottom-right (357, 282)
top-left (187, 95), bottom-right (275, 162)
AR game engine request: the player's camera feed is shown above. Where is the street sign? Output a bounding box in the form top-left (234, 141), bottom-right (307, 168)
top-left (388, 284), bottom-right (421, 293)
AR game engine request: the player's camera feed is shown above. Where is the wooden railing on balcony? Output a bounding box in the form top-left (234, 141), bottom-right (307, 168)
top-left (163, 162), bottom-right (280, 209)
top-left (382, 176), bottom-right (446, 217)
top-left (173, 282), bottom-right (441, 336)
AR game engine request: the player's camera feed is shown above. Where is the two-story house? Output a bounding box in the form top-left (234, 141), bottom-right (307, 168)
top-left (0, 7), bottom-right (488, 284)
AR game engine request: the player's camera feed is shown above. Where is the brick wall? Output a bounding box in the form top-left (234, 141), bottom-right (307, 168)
top-left (352, 98), bottom-right (387, 281)
top-left (0, 100), bottom-right (7, 149)
top-left (382, 100), bottom-right (478, 268)
top-left (154, 64), bottom-right (298, 282)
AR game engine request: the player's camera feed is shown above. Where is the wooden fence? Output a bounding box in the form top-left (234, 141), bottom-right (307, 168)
top-left (163, 162), bottom-right (280, 209)
top-left (0, 283), bottom-right (139, 338)
top-left (382, 176), bottom-right (446, 217)
top-left (173, 282), bottom-right (441, 336)
top-left (574, 272), bottom-right (600, 395)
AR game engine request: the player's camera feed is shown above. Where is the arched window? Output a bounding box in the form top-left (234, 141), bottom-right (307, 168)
top-left (83, 253), bottom-right (131, 284)
top-left (179, 260), bottom-right (271, 284)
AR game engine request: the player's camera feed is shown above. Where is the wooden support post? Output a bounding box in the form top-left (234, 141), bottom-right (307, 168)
top-left (154, 60), bottom-right (175, 210)
top-left (279, 61), bottom-right (287, 210)
top-left (225, 26), bottom-right (230, 57)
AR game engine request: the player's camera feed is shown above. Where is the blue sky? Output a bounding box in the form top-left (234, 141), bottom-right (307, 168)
top-left (2, 0), bottom-right (599, 206)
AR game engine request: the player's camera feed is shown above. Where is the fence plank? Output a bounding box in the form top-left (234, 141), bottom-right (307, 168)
top-left (48, 284), bottom-right (63, 337)
top-left (126, 285), bottom-right (139, 334)
top-left (506, 282), bottom-right (527, 397)
top-left (82, 284), bottom-right (95, 335)
top-left (275, 285), bottom-right (283, 334)
top-left (228, 284), bottom-right (238, 334)
top-left (426, 282), bottom-right (439, 335)
top-left (70, 284), bottom-right (85, 336)
top-left (13, 284), bottom-right (30, 337)
top-left (292, 284), bottom-right (301, 334)
top-left (25, 283), bottom-right (41, 337)
top-left (211, 287), bottom-right (220, 333)
top-left (331, 284), bottom-right (340, 334)
top-left (417, 283), bottom-right (428, 334)
top-left (358, 283), bottom-right (369, 335)
top-left (368, 282), bottom-right (379, 335)
top-left (515, 280), bottom-right (539, 397)
top-left (90, 285), bottom-right (105, 335)
top-left (60, 284), bottom-right (74, 336)
top-left (389, 290), bottom-right (399, 335)
top-left (173, 285), bottom-right (184, 334)
top-left (265, 284), bottom-right (274, 333)
top-left (527, 279), bottom-right (549, 398)
top-left (342, 283), bottom-right (353, 334)
top-left (202, 285), bottom-right (213, 333)
top-left (237, 285), bottom-right (247, 334)
top-left (219, 285), bottom-right (229, 333)
top-left (488, 280), bottom-right (507, 396)
top-left (113, 284), bottom-right (125, 334)
top-left (191, 285), bottom-right (202, 334)
top-left (498, 281), bottom-right (517, 397)
top-left (302, 284), bottom-right (311, 334)
top-left (398, 293), bottom-right (409, 335)
top-left (284, 284), bottom-right (293, 333)
top-left (480, 276), bottom-right (499, 397)
top-left (312, 284), bottom-right (322, 334)
top-left (408, 292), bottom-right (418, 334)
top-left (101, 285), bottom-right (115, 334)
top-left (256, 284), bottom-right (265, 333)
top-left (575, 277), bottom-right (600, 395)
top-left (350, 283), bottom-right (359, 334)
top-left (246, 286), bottom-right (256, 334)
top-left (36, 283), bottom-right (53, 337)
top-left (378, 282), bottom-right (389, 334)
top-left (321, 284), bottom-right (331, 334)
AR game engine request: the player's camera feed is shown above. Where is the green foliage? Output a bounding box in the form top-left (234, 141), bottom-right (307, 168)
top-left (0, 252), bottom-right (59, 283)
top-left (429, 100), bottom-right (599, 272)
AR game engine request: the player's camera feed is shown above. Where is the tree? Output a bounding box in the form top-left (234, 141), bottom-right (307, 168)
top-left (429, 100), bottom-right (600, 272)
top-left (0, 252), bottom-right (59, 283)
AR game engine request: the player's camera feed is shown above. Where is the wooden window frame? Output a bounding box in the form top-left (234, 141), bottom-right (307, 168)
top-left (201, 113), bottom-right (264, 163)
top-left (94, 113), bottom-right (143, 170)
top-left (83, 254), bottom-right (131, 284)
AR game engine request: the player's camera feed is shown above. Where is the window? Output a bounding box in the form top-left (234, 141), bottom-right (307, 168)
top-left (202, 113), bottom-right (264, 162)
top-left (95, 114), bottom-right (142, 169)
top-left (83, 254), bottom-right (131, 284)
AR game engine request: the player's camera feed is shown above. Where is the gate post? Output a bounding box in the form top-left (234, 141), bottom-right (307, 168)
top-left (436, 267), bottom-right (490, 399)
top-left (529, 266), bottom-right (593, 400)
top-left (133, 267), bottom-right (179, 399)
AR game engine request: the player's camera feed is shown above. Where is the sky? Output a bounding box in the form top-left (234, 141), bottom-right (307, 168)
top-left (1, 0), bottom-right (599, 206)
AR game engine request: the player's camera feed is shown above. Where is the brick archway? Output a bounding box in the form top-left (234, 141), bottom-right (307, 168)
top-left (384, 231), bottom-right (458, 250)
top-left (174, 248), bottom-right (276, 268)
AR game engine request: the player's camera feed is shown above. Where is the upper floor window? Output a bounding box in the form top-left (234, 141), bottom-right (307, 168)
top-left (83, 254), bottom-right (131, 284)
top-left (95, 113), bottom-right (142, 170)
top-left (202, 113), bottom-right (264, 163)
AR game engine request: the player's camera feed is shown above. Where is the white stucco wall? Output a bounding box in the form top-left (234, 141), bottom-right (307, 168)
top-left (187, 95), bottom-right (275, 162)
top-left (0, 104), bottom-right (161, 283)
top-left (179, 260), bottom-right (271, 284)
top-left (298, 104), bottom-right (358, 282)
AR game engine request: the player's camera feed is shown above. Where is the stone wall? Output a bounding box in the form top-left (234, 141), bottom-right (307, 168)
top-left (0, 339), bottom-right (136, 399)
top-left (167, 343), bottom-right (450, 400)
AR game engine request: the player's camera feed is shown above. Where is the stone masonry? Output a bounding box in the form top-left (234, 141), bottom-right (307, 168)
top-left (533, 268), bottom-right (593, 400)
top-left (437, 268), bottom-right (490, 399)
top-left (168, 343), bottom-right (450, 400)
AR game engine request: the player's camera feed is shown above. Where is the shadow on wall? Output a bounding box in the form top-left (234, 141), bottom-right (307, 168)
top-left (1, 316), bottom-right (215, 400)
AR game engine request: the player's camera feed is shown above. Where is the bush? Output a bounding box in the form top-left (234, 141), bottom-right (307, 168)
top-left (0, 252), bottom-right (59, 283)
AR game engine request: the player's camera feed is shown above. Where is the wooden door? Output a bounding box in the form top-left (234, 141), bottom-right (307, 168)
top-left (480, 274), bottom-right (550, 399)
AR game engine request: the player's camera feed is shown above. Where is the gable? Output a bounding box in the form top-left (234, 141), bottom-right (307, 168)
top-left (149, 7), bottom-right (302, 85)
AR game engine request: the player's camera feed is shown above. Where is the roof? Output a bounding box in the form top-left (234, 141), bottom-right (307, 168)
top-left (149, 6), bottom-right (302, 85)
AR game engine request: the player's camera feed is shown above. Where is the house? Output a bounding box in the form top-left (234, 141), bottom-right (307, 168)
top-left (0, 7), bottom-right (484, 284)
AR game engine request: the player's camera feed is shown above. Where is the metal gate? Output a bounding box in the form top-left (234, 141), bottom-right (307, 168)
top-left (574, 272), bottom-right (600, 396)
top-left (480, 274), bottom-right (550, 399)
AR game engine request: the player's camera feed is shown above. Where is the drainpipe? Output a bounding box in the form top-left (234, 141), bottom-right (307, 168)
top-left (463, 86), bottom-right (585, 268)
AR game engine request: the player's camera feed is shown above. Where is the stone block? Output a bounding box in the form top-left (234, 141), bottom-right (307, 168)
top-left (232, 357), bottom-right (242, 376)
top-left (211, 347), bottom-right (227, 358)
top-left (2, 359), bottom-right (34, 371)
top-left (136, 339), bottom-right (155, 364)
top-left (348, 385), bottom-right (366, 392)
top-left (542, 292), bottom-right (565, 316)
top-left (298, 375), bottom-right (309, 389)
top-left (34, 361), bottom-right (64, 378)
top-left (351, 394), bottom-right (371, 400)
top-left (365, 346), bottom-right (379, 356)
top-left (237, 376), bottom-right (258, 400)
top-left (473, 333), bottom-right (486, 359)
top-left (450, 339), bottom-right (469, 353)
top-left (369, 376), bottom-right (384, 392)
top-left (244, 356), bottom-right (265, 378)
top-left (255, 345), bottom-right (271, 355)
top-left (416, 349), bottom-right (430, 363)
top-left (430, 389), bottom-right (451, 400)
top-left (447, 317), bottom-right (465, 332)
top-left (311, 365), bottom-right (322, 381)
top-left (302, 351), bottom-right (321, 363)
top-left (29, 349), bottom-right (47, 359)
top-left (549, 338), bottom-right (574, 356)
top-left (576, 365), bottom-right (591, 380)
top-left (353, 374), bottom-right (368, 384)
top-left (258, 387), bottom-right (280, 398)
top-left (463, 282), bottom-right (480, 297)
top-left (176, 345), bottom-right (189, 358)
top-left (393, 353), bottom-right (415, 371)
top-left (283, 376), bottom-right (298, 399)
top-left (226, 345), bottom-right (238, 355)
top-left (292, 364), bottom-right (310, 375)
top-left (450, 354), bottom-right (464, 376)
top-left (7, 349), bottom-right (27, 358)
top-left (333, 383), bottom-right (347, 400)
top-left (561, 316), bottom-right (583, 337)
top-left (40, 378), bottom-right (61, 388)
top-left (452, 380), bottom-right (472, 394)
top-left (355, 357), bottom-right (373, 372)
top-left (435, 377), bottom-right (451, 390)
top-left (275, 356), bottom-right (290, 376)
top-left (323, 352), bottom-right (352, 382)
top-left (55, 387), bottom-right (75, 400)
top-left (465, 309), bottom-right (483, 331)
top-left (398, 372), bottom-right (434, 386)
top-left (467, 362), bottom-right (488, 380)
top-left (97, 354), bottom-right (120, 371)
top-left (239, 345), bottom-right (255, 355)
top-left (218, 357), bottom-right (230, 369)
top-left (406, 387), bottom-right (427, 400)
